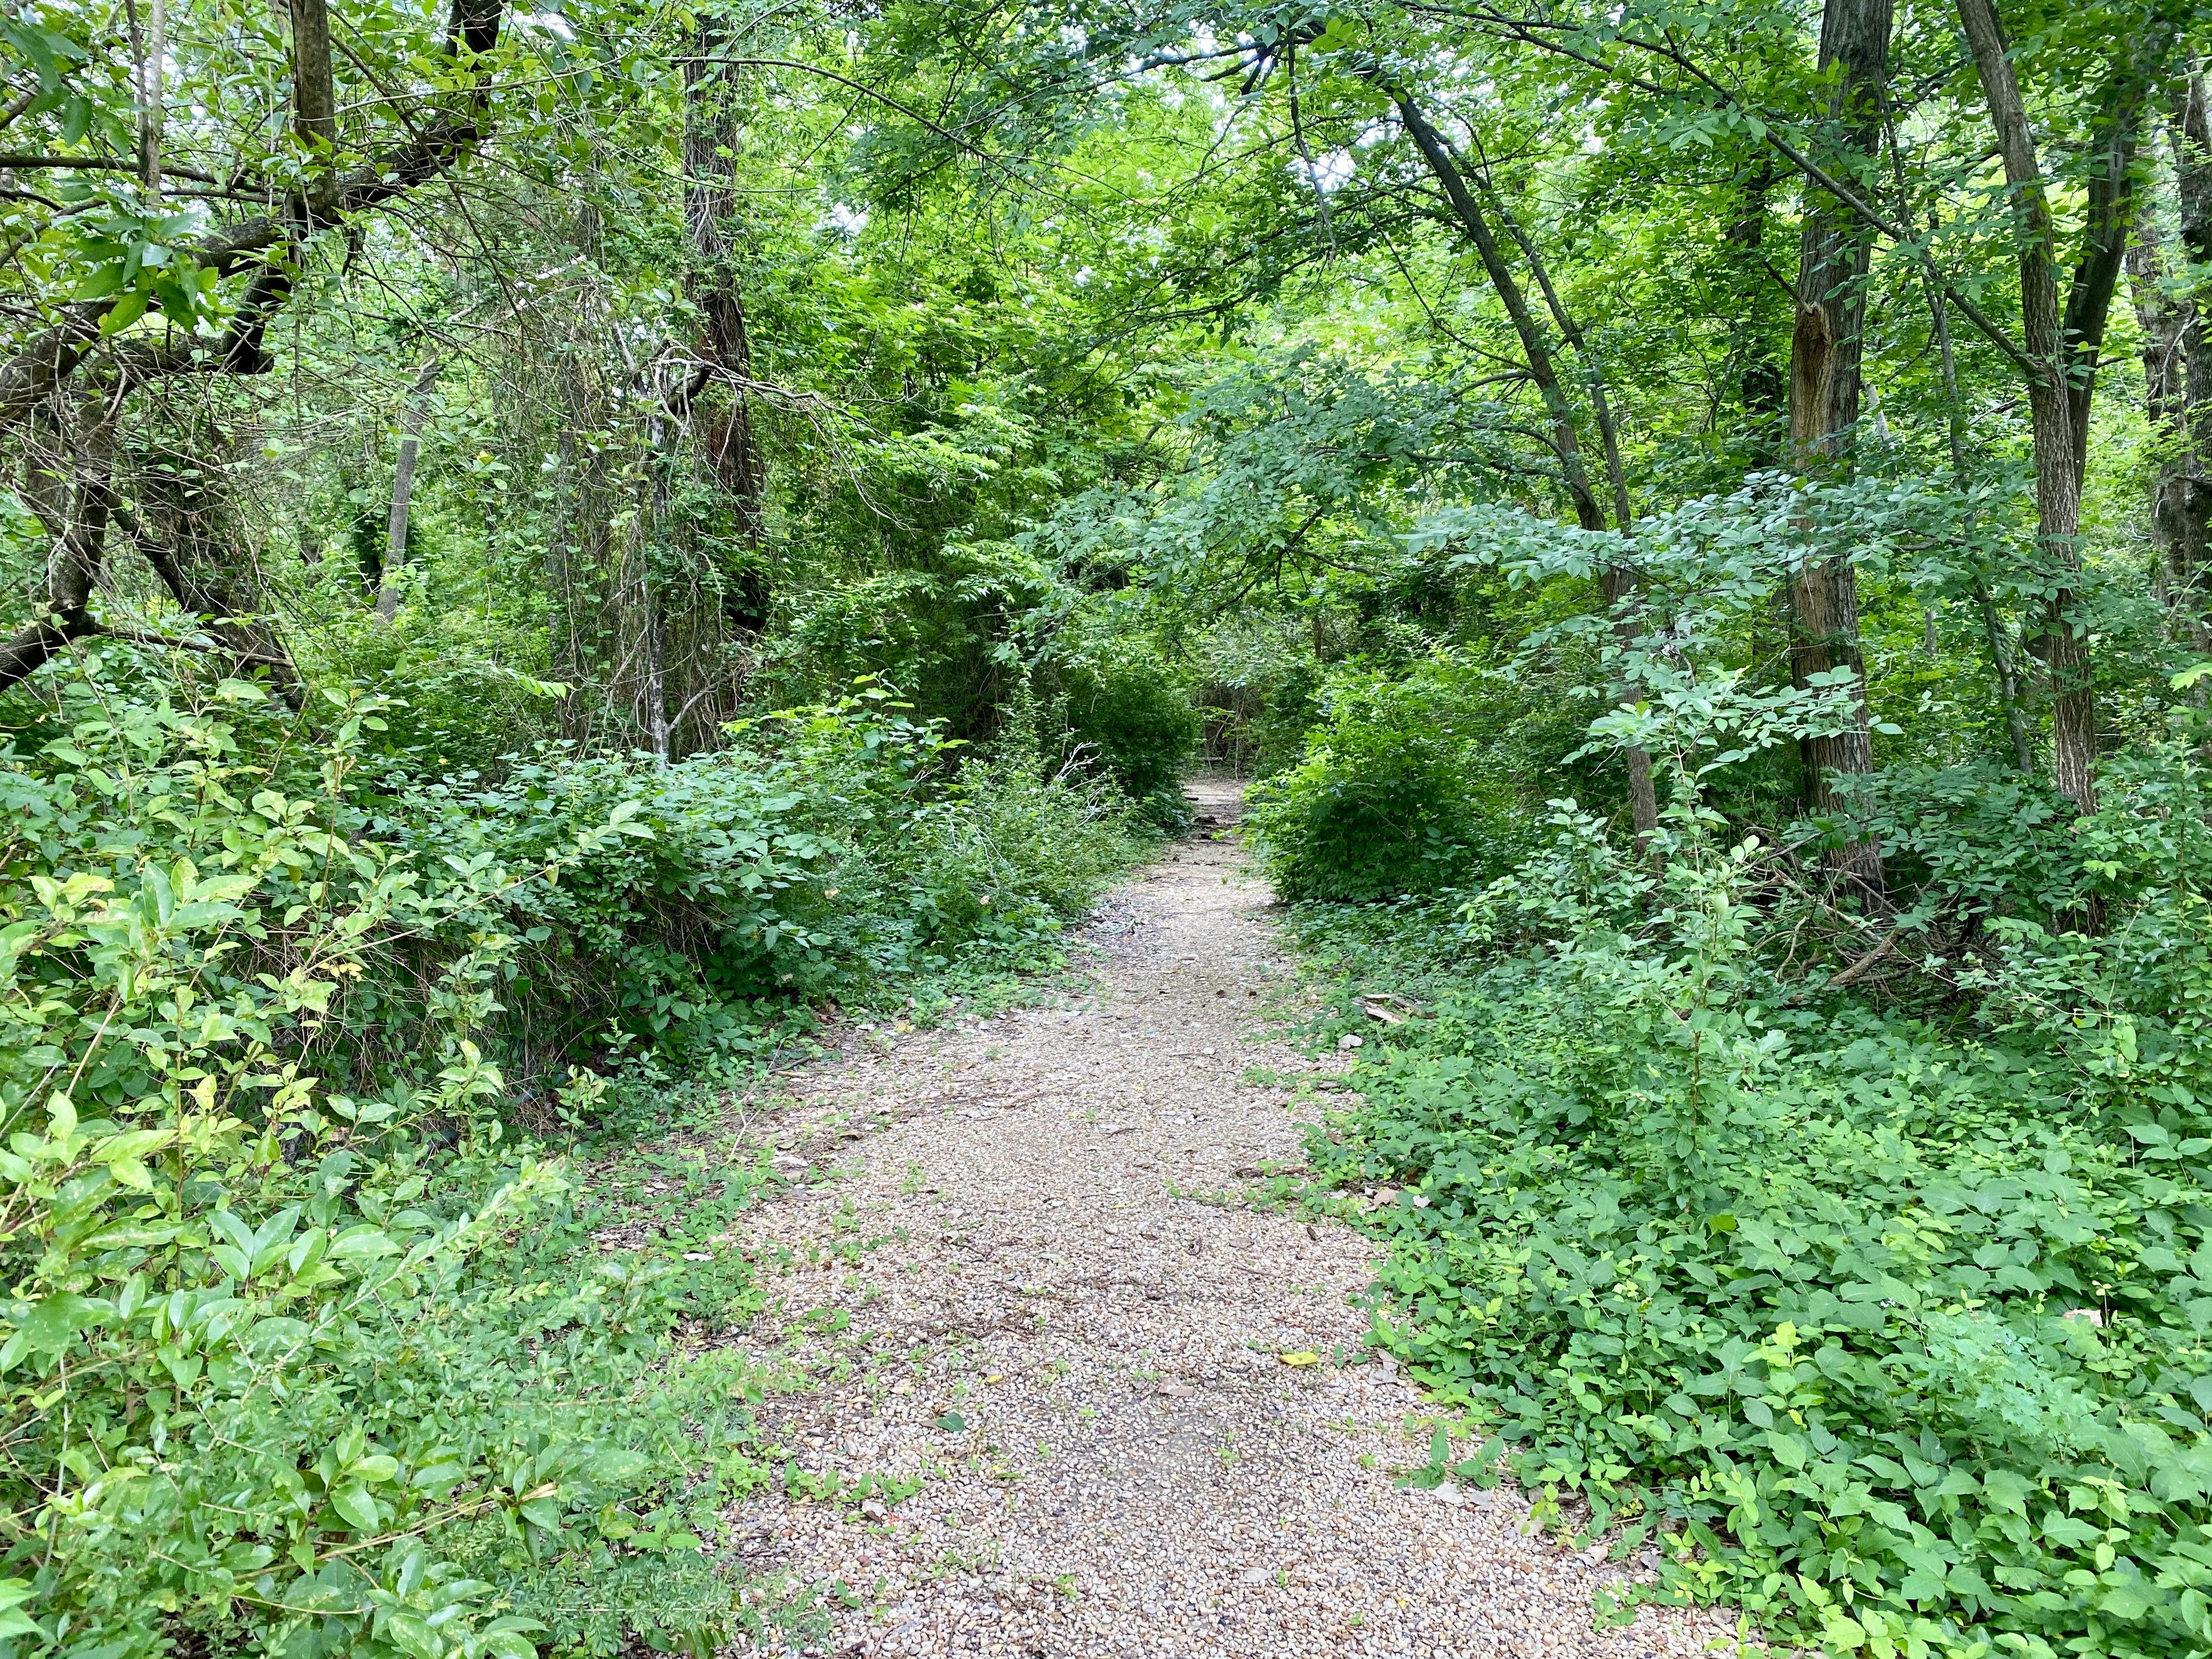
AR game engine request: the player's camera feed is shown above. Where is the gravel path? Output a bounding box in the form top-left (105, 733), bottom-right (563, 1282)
top-left (723, 780), bottom-right (1730, 1658)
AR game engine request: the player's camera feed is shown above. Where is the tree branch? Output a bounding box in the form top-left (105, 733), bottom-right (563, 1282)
top-left (1406, 3), bottom-right (2041, 379)
top-left (0, 0), bottom-right (506, 439)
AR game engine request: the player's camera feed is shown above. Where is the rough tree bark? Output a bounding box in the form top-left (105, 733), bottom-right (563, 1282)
top-left (2130, 69), bottom-right (2212, 648)
top-left (289, 0), bottom-right (337, 153)
top-left (682, 19), bottom-right (764, 537)
top-left (125, 0), bottom-right (166, 194)
top-left (1953, 0), bottom-right (2111, 810)
top-left (1787, 0), bottom-right (1890, 898)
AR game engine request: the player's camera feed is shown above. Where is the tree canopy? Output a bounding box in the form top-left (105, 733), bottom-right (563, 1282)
top-left (2, 0), bottom-right (2210, 1652)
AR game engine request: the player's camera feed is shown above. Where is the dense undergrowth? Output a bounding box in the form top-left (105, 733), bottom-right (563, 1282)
top-left (1291, 728), bottom-right (2212, 1659)
top-left (0, 2), bottom-right (2193, 1656)
top-left (0, 656), bottom-right (1149, 1659)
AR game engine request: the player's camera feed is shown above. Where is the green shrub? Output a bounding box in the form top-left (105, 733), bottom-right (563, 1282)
top-left (1300, 737), bottom-right (2212, 1659)
top-left (1825, 760), bottom-right (2095, 931)
top-left (778, 543), bottom-right (1064, 741)
top-left (0, 680), bottom-right (772, 1659)
top-left (1245, 657), bottom-right (1549, 902)
top-left (299, 566), bottom-right (568, 778)
top-left (1047, 647), bottom-right (1202, 826)
top-left (0, 667), bottom-right (1146, 1658)
top-left (377, 694), bottom-right (1146, 1075)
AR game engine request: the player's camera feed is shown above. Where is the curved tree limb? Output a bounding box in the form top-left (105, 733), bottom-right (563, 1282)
top-left (0, 0), bottom-right (506, 441)
top-left (0, 0), bottom-right (507, 702)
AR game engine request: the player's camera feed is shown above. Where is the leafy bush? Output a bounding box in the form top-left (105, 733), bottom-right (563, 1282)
top-left (0, 682), bottom-right (774, 1659)
top-left (303, 583), bottom-right (569, 778)
top-left (1245, 656), bottom-right (1561, 902)
top-left (1300, 746), bottom-right (2212, 1659)
top-left (779, 543), bottom-right (1064, 740)
top-left (0, 668), bottom-right (1145, 1658)
top-left (376, 695), bottom-right (1146, 1075)
top-left (1826, 761), bottom-right (2096, 933)
top-left (1045, 646), bottom-right (1203, 826)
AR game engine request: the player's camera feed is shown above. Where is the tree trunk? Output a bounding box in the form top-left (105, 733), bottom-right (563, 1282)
top-left (289, 0), bottom-right (336, 153)
top-left (684, 21), bottom-right (764, 535)
top-left (642, 568), bottom-right (670, 765)
top-left (1954, 0), bottom-right (2096, 810)
top-left (1392, 93), bottom-right (1608, 535)
top-left (2131, 71), bottom-right (2212, 650)
top-left (127, 0), bottom-right (166, 194)
top-left (1388, 87), bottom-right (1659, 844)
top-left (0, 393), bottom-right (115, 692)
top-left (376, 359), bottom-right (437, 623)
top-left (1600, 564), bottom-right (1661, 848)
top-left (2063, 91), bottom-right (2151, 486)
top-left (1787, 0), bottom-right (1890, 898)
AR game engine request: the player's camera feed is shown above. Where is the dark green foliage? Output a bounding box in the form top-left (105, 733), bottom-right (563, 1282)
top-left (1245, 656), bottom-right (1573, 901)
top-left (1826, 761), bottom-right (2098, 930)
top-left (782, 546), bottom-right (1061, 742)
top-left (1296, 731), bottom-right (2212, 1659)
top-left (1046, 646), bottom-right (1203, 826)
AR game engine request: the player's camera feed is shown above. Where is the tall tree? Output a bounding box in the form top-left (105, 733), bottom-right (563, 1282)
top-left (683, 15), bottom-right (766, 537)
top-left (1951, 0), bottom-right (2164, 810)
top-left (1787, 0), bottom-right (1891, 895)
top-left (1383, 84), bottom-right (1661, 847)
top-left (2131, 67), bottom-right (2212, 647)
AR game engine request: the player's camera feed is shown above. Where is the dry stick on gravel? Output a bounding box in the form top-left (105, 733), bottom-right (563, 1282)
top-left (718, 779), bottom-right (1734, 1658)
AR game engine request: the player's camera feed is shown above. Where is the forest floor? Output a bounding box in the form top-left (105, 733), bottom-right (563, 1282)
top-left (714, 778), bottom-right (1733, 1658)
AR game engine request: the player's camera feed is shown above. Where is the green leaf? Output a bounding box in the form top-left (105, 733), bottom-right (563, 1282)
top-left (0, 1577), bottom-right (38, 1639)
top-left (328, 1485), bottom-right (381, 1531)
top-left (2, 1293), bottom-right (101, 1368)
top-left (1982, 1469), bottom-right (2033, 1514)
top-left (382, 1610), bottom-right (441, 1659)
top-left (99, 286), bottom-right (152, 335)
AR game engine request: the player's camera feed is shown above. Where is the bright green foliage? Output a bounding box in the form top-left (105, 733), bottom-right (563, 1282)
top-left (381, 695), bottom-right (1146, 1071)
top-left (0, 0), bottom-right (2199, 1653)
top-left (0, 661), bottom-right (1144, 1657)
top-left (0, 687), bottom-right (738, 1656)
top-left (1301, 730), bottom-right (2212, 1659)
top-left (1245, 655), bottom-right (1576, 901)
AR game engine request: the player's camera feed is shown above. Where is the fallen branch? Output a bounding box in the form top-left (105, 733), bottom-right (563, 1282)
top-left (1824, 928), bottom-right (1898, 991)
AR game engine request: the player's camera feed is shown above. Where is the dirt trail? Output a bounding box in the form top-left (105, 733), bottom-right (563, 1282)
top-left (725, 779), bottom-right (1721, 1658)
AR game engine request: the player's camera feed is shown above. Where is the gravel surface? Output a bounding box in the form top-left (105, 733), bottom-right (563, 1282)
top-left (721, 780), bottom-right (1732, 1657)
